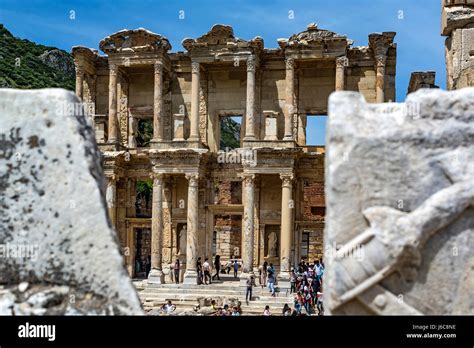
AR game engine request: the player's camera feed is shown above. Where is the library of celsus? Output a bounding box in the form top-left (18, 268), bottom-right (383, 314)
top-left (72, 23), bottom-right (397, 286)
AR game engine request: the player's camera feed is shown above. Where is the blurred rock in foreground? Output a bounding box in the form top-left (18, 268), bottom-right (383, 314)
top-left (0, 89), bottom-right (143, 315)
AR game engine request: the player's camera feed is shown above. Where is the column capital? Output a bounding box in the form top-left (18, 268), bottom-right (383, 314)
top-left (280, 173), bottom-right (294, 187)
top-left (75, 65), bottom-right (84, 77)
top-left (247, 55), bottom-right (256, 72)
top-left (285, 57), bottom-right (295, 70)
top-left (375, 54), bottom-right (387, 68)
top-left (150, 173), bottom-right (165, 184)
top-left (109, 63), bottom-right (118, 76)
top-left (154, 61), bottom-right (163, 74)
top-left (106, 174), bottom-right (119, 184)
top-left (238, 173), bottom-right (256, 186)
top-left (336, 56), bottom-right (349, 69)
top-left (185, 173), bottom-right (200, 186)
top-left (191, 61), bottom-right (200, 74)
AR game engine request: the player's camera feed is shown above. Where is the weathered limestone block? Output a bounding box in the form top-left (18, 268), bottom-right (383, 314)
top-left (442, 1), bottom-right (474, 89)
top-left (0, 89), bottom-right (143, 315)
top-left (407, 71), bottom-right (438, 95)
top-left (325, 89), bottom-right (474, 315)
top-left (442, 2), bottom-right (474, 36)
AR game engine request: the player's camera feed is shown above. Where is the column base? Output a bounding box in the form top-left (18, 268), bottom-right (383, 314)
top-left (147, 269), bottom-right (164, 285)
top-left (283, 135), bottom-right (294, 141)
top-left (183, 270), bottom-right (198, 285)
top-left (277, 271), bottom-right (291, 289)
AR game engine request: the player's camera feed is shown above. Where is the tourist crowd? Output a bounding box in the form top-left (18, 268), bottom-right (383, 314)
top-left (164, 256), bottom-right (324, 316)
top-left (290, 259), bottom-right (324, 315)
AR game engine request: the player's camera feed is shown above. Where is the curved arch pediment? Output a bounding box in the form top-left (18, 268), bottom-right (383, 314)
top-left (99, 28), bottom-right (171, 54)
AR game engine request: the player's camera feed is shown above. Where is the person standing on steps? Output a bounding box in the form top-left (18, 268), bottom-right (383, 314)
top-left (145, 255), bottom-right (151, 278)
top-left (260, 260), bottom-right (268, 288)
top-left (290, 269), bottom-right (296, 294)
top-left (225, 259), bottom-right (232, 274)
top-left (196, 257), bottom-right (203, 285)
top-left (267, 263), bottom-right (275, 278)
top-left (173, 258), bottom-right (180, 284)
top-left (203, 257), bottom-right (212, 285)
top-left (233, 259), bottom-right (239, 278)
top-left (245, 275), bottom-right (256, 305)
top-left (267, 267), bottom-right (276, 297)
top-left (212, 254), bottom-right (221, 281)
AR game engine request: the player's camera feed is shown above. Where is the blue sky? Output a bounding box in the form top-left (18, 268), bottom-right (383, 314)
top-left (0, 0), bottom-right (446, 144)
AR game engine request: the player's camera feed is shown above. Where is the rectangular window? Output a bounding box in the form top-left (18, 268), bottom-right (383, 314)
top-left (311, 206), bottom-right (326, 217)
top-left (136, 119), bottom-right (153, 147)
top-left (220, 116), bottom-right (242, 150)
top-left (301, 232), bottom-right (310, 259)
top-left (306, 115), bottom-right (327, 146)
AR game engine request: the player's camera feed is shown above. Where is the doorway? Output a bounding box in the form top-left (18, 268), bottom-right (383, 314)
top-left (134, 228), bottom-right (151, 278)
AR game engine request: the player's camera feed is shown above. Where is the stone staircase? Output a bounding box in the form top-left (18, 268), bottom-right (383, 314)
top-left (134, 278), bottom-right (293, 316)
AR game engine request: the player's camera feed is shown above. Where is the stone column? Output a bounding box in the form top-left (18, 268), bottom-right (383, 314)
top-left (183, 173), bottom-right (199, 284)
top-left (105, 175), bottom-right (118, 229)
top-left (240, 173), bottom-right (255, 283)
top-left (244, 56), bottom-right (256, 140)
top-left (335, 56), bottom-right (348, 91)
top-left (253, 178), bottom-right (261, 273)
top-left (152, 61), bottom-right (163, 142)
top-left (284, 57), bottom-right (295, 140)
top-left (278, 173), bottom-right (294, 286)
top-left (75, 66), bottom-right (84, 100)
top-left (108, 63), bottom-right (118, 143)
top-left (148, 173), bottom-right (165, 284)
top-left (375, 55), bottom-right (387, 103)
top-left (189, 61), bottom-right (200, 142)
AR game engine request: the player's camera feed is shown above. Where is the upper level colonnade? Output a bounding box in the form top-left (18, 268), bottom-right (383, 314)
top-left (72, 24), bottom-right (397, 152)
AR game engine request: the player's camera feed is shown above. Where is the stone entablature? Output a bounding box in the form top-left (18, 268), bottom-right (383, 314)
top-left (407, 71), bottom-right (439, 94)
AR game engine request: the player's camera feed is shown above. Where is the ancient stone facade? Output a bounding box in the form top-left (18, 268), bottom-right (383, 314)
top-left (72, 24), bottom-right (397, 286)
top-left (442, 0), bottom-right (474, 89)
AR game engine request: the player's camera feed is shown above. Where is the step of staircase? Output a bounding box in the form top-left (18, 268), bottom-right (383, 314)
top-left (145, 283), bottom-right (290, 293)
top-left (134, 277), bottom-right (294, 316)
top-left (140, 296), bottom-right (291, 307)
top-left (140, 288), bottom-right (290, 298)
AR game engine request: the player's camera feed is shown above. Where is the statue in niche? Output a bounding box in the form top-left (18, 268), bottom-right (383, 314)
top-left (128, 116), bottom-right (137, 148)
top-left (178, 226), bottom-right (187, 255)
top-left (267, 232), bottom-right (277, 258)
